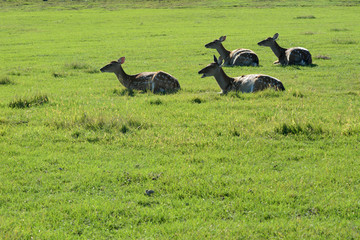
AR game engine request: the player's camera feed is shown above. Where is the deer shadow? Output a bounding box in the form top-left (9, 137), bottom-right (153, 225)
top-left (113, 88), bottom-right (180, 97)
top-left (113, 88), bottom-right (136, 97)
top-left (280, 63), bottom-right (318, 69)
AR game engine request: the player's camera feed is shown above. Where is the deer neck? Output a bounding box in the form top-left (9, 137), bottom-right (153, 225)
top-left (114, 66), bottom-right (129, 87)
top-left (215, 44), bottom-right (231, 62)
top-left (214, 68), bottom-right (233, 93)
top-left (270, 42), bottom-right (287, 61)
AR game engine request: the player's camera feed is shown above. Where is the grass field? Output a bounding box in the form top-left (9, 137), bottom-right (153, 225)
top-left (1, 0), bottom-right (360, 239)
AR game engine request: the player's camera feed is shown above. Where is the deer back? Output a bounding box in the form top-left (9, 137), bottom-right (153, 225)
top-left (125, 72), bottom-right (156, 91)
top-left (151, 71), bottom-right (181, 92)
top-left (286, 47), bottom-right (312, 65)
top-left (229, 49), bottom-right (259, 66)
top-left (233, 74), bottom-right (285, 92)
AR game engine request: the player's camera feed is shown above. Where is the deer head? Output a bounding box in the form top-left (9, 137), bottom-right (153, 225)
top-left (205, 36), bottom-right (227, 49)
top-left (257, 33), bottom-right (279, 47)
top-left (100, 57), bottom-right (126, 73)
top-left (198, 55), bottom-right (223, 78)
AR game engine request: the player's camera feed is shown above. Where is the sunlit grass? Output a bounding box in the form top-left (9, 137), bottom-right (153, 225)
top-left (8, 94), bottom-right (49, 109)
top-left (0, 1), bottom-right (360, 239)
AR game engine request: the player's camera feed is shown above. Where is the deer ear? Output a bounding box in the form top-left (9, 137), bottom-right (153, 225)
top-left (273, 33), bottom-right (279, 40)
top-left (217, 56), bottom-right (224, 66)
top-left (219, 36), bottom-right (226, 42)
top-left (214, 55), bottom-right (222, 66)
top-left (213, 55), bottom-right (218, 64)
top-left (118, 57), bottom-right (125, 64)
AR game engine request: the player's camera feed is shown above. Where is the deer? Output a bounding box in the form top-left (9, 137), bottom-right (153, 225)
top-left (205, 36), bottom-right (259, 67)
top-left (100, 57), bottom-right (180, 93)
top-left (198, 56), bottom-right (285, 94)
top-left (257, 33), bottom-right (312, 66)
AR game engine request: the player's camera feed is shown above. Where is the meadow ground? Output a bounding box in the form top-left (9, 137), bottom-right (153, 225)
top-left (1, 0), bottom-right (360, 239)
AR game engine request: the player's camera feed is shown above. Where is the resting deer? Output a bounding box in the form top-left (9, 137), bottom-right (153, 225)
top-left (205, 36), bottom-right (259, 67)
top-left (198, 56), bottom-right (285, 94)
top-left (100, 57), bottom-right (180, 93)
top-left (257, 33), bottom-right (312, 66)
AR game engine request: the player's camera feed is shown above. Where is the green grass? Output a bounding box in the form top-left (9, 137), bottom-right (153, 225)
top-left (8, 94), bottom-right (49, 109)
top-left (1, 0), bottom-right (360, 239)
top-left (0, 77), bottom-right (14, 85)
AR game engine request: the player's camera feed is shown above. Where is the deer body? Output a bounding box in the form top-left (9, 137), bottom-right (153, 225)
top-left (100, 57), bottom-right (180, 93)
top-left (258, 33), bottom-right (312, 66)
top-left (198, 56), bottom-right (285, 94)
top-left (205, 36), bottom-right (259, 67)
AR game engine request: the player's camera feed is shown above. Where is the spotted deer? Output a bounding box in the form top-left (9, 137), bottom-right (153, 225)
top-left (205, 36), bottom-right (259, 67)
top-left (198, 56), bottom-right (285, 94)
top-left (257, 33), bottom-right (312, 66)
top-left (100, 57), bottom-right (180, 93)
